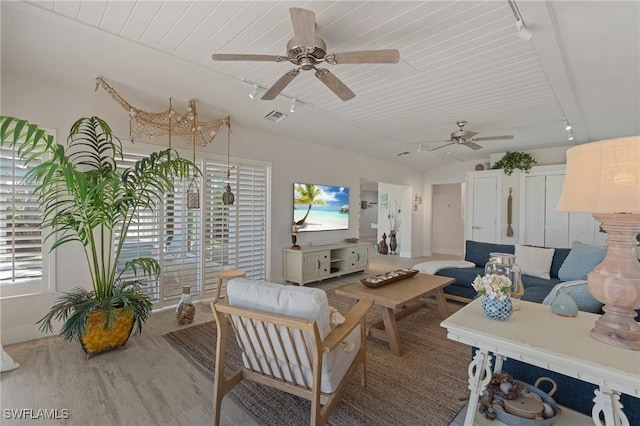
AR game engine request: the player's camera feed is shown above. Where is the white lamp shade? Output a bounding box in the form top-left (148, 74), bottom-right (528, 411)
top-left (556, 136), bottom-right (640, 213)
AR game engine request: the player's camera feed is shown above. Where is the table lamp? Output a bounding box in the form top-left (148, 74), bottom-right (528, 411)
top-left (556, 136), bottom-right (640, 350)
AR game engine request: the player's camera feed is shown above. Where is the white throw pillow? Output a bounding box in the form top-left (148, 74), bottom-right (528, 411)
top-left (515, 244), bottom-right (555, 279)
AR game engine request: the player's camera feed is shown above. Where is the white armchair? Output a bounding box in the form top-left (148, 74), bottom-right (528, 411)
top-left (210, 278), bottom-right (373, 426)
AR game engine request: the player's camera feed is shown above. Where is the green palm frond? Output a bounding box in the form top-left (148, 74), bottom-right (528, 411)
top-left (2, 115), bottom-right (200, 342)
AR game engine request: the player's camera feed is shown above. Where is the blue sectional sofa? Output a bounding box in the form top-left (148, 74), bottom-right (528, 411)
top-left (435, 240), bottom-right (571, 303)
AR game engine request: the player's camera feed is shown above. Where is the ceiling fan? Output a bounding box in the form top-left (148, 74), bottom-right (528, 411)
top-left (211, 7), bottom-right (400, 101)
top-left (425, 121), bottom-right (514, 151)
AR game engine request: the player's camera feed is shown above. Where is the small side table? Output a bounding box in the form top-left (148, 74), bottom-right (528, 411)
top-left (214, 269), bottom-right (246, 302)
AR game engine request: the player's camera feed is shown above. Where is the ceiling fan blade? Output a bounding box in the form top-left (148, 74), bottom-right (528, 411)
top-left (261, 69), bottom-right (300, 100)
top-left (428, 142), bottom-right (455, 152)
top-left (473, 135), bottom-right (514, 141)
top-left (212, 53), bottom-right (285, 62)
top-left (328, 49), bottom-right (400, 64)
top-left (315, 69), bottom-right (355, 101)
top-left (290, 7), bottom-right (316, 48)
top-left (462, 141), bottom-right (483, 150)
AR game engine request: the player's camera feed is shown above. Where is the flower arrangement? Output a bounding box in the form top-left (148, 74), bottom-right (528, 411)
top-left (472, 274), bottom-right (512, 301)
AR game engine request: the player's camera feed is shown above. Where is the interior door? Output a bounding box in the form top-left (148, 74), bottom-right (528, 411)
top-left (467, 172), bottom-right (501, 243)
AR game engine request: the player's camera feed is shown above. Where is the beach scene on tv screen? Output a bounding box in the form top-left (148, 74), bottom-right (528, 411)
top-left (293, 183), bottom-right (349, 232)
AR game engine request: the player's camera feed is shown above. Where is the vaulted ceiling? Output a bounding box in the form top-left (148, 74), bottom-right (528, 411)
top-left (2, 1), bottom-right (639, 171)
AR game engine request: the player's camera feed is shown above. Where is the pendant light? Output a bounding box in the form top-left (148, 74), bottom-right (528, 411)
top-left (186, 100), bottom-right (200, 209)
top-left (222, 118), bottom-right (235, 206)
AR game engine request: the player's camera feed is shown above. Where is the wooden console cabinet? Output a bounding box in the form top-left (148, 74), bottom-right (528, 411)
top-left (283, 242), bottom-right (369, 286)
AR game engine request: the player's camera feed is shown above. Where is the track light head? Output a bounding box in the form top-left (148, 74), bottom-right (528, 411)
top-left (249, 84), bottom-right (258, 99)
top-left (289, 98), bottom-right (297, 113)
top-left (515, 19), bottom-right (533, 41)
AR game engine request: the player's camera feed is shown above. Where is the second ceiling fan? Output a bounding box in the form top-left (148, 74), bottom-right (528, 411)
top-left (425, 121), bottom-right (514, 151)
top-left (212, 7), bottom-right (400, 101)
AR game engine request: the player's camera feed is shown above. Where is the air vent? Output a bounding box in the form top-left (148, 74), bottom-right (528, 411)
top-left (263, 110), bottom-right (287, 123)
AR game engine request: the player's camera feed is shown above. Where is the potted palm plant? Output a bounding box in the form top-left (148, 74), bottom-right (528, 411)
top-left (1, 116), bottom-right (196, 355)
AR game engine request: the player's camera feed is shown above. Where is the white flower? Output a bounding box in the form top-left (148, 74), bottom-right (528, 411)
top-left (472, 274), bottom-right (512, 300)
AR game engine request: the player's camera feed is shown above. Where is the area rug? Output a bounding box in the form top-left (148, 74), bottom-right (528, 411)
top-left (163, 291), bottom-right (470, 426)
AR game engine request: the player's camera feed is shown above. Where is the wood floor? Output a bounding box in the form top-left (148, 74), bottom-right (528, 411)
top-left (1, 251), bottom-right (468, 426)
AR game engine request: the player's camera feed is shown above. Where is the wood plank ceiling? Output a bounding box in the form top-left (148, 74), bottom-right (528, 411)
top-left (12, 1), bottom-right (640, 169)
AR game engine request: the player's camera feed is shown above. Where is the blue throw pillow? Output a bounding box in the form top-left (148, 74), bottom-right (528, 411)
top-left (542, 280), bottom-right (603, 314)
top-left (558, 241), bottom-right (607, 281)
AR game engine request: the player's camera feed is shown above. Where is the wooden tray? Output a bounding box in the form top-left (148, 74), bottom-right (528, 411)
top-left (361, 269), bottom-right (419, 288)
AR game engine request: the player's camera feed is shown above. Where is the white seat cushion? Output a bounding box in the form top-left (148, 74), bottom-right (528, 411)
top-left (412, 260), bottom-right (475, 275)
top-left (226, 278), bottom-right (361, 394)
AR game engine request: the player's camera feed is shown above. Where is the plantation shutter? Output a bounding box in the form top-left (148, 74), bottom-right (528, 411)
top-left (0, 146), bottom-right (44, 286)
top-left (231, 165), bottom-right (267, 278)
top-left (161, 175), bottom-right (202, 303)
top-left (114, 152), bottom-right (162, 303)
top-left (117, 150), bottom-right (268, 306)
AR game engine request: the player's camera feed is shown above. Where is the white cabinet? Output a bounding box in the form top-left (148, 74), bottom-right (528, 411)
top-left (283, 242), bottom-right (369, 286)
top-left (346, 245), bottom-right (368, 271)
top-left (519, 165), bottom-right (605, 248)
top-left (465, 170), bottom-right (503, 243)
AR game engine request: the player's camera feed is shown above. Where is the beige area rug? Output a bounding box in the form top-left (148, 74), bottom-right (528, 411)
top-left (163, 291), bottom-right (470, 426)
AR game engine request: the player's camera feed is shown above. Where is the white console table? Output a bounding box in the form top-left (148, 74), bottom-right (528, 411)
top-left (441, 299), bottom-right (640, 426)
top-left (283, 242), bottom-right (369, 286)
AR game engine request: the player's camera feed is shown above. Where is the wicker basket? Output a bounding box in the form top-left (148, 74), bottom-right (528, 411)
top-left (492, 378), bottom-right (560, 426)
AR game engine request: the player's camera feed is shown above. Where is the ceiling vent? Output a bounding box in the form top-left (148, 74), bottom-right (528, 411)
top-left (263, 110), bottom-right (287, 123)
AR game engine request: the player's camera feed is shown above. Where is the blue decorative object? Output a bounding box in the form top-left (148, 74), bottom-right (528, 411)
top-left (549, 288), bottom-right (579, 317)
top-left (542, 280), bottom-right (603, 314)
top-left (482, 296), bottom-right (513, 320)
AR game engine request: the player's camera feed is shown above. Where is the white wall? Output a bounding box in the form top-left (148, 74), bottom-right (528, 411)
top-left (359, 189), bottom-right (378, 238)
top-left (377, 183), bottom-right (412, 258)
top-left (0, 71), bottom-right (427, 344)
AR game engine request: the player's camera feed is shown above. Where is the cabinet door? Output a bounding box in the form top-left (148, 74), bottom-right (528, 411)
top-left (522, 175), bottom-right (546, 246)
top-left (349, 246), bottom-right (368, 271)
top-left (467, 173), bottom-right (501, 243)
top-left (544, 174), bottom-right (569, 248)
top-left (303, 251), bottom-right (330, 280)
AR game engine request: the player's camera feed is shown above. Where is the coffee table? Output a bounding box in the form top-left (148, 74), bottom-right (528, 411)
top-left (335, 273), bottom-right (454, 355)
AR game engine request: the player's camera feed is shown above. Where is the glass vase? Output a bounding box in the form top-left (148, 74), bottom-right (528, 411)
top-left (176, 286), bottom-right (195, 325)
top-left (481, 295), bottom-right (513, 320)
top-left (485, 253), bottom-right (522, 310)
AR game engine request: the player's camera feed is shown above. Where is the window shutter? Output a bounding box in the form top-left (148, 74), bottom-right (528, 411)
top-left (0, 146), bottom-right (44, 286)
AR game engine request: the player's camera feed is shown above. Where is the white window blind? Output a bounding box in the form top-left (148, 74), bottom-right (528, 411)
top-left (0, 135), bottom-right (55, 297)
top-left (117, 150), bottom-right (268, 307)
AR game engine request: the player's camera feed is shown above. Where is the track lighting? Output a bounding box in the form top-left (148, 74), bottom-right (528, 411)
top-left (248, 84), bottom-right (258, 99)
top-left (289, 98), bottom-right (297, 113)
top-left (515, 19), bottom-right (533, 41)
top-left (509, 0), bottom-right (533, 41)
top-left (563, 118), bottom-right (575, 141)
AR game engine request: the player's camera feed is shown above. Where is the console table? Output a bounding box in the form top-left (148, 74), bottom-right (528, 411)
top-left (283, 242), bottom-right (369, 285)
top-left (441, 298), bottom-right (640, 426)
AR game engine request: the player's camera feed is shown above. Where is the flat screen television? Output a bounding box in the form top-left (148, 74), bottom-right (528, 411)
top-left (293, 183), bottom-right (349, 232)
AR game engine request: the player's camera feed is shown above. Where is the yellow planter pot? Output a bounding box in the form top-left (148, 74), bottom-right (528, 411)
top-left (80, 308), bottom-right (135, 356)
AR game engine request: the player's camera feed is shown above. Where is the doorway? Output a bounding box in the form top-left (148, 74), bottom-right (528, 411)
top-left (431, 183), bottom-right (464, 256)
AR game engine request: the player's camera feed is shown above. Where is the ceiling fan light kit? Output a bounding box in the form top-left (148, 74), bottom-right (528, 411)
top-left (212, 7), bottom-right (400, 101)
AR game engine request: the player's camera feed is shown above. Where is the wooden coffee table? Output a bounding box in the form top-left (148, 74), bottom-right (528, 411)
top-left (335, 273), bottom-right (454, 355)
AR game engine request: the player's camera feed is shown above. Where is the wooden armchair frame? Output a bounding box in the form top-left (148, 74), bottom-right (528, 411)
top-left (211, 296), bottom-right (374, 426)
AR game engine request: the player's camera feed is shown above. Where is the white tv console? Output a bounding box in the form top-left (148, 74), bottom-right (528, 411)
top-left (283, 242), bottom-right (370, 286)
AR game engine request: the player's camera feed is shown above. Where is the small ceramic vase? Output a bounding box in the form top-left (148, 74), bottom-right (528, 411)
top-left (481, 295), bottom-right (513, 320)
top-left (550, 288), bottom-right (579, 317)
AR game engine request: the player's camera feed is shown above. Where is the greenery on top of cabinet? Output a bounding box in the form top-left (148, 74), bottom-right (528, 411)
top-left (491, 151), bottom-right (537, 175)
